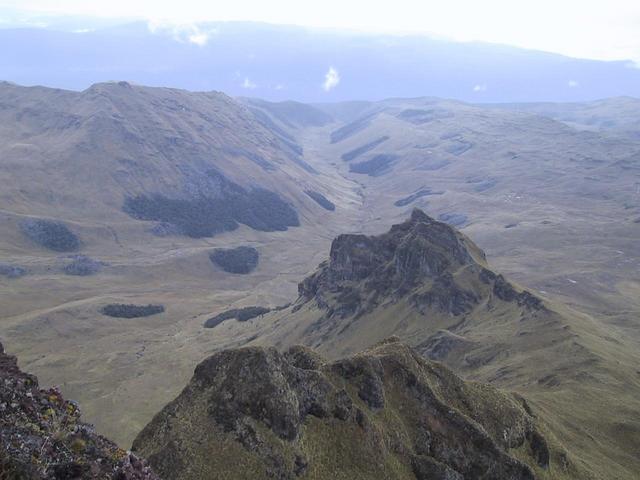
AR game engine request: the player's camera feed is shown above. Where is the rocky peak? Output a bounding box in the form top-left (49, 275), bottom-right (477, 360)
top-left (133, 339), bottom-right (560, 480)
top-left (0, 341), bottom-right (158, 479)
top-left (297, 209), bottom-right (528, 319)
top-left (325, 209), bottom-right (478, 284)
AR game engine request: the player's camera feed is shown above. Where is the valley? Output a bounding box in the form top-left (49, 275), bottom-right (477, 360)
top-left (0, 82), bottom-right (639, 478)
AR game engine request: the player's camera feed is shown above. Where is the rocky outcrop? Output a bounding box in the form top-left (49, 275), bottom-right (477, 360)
top-left (0, 341), bottom-right (158, 479)
top-left (296, 209), bottom-right (544, 320)
top-left (133, 339), bottom-right (556, 480)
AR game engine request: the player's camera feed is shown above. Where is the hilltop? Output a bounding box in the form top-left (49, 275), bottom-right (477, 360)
top-left (133, 339), bottom-right (570, 479)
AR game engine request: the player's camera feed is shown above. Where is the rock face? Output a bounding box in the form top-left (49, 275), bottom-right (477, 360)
top-left (133, 338), bottom-right (555, 480)
top-left (0, 341), bottom-right (158, 479)
top-left (297, 209), bottom-right (542, 323)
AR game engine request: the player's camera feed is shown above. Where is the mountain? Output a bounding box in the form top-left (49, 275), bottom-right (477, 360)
top-left (487, 96), bottom-right (640, 136)
top-left (0, 80), bottom-right (354, 447)
top-left (132, 338), bottom-right (564, 480)
top-left (1, 81), bottom-right (639, 458)
top-left (1, 21), bottom-right (640, 103)
top-left (0, 80), bottom-right (323, 231)
top-left (207, 210), bottom-right (640, 479)
top-left (0, 341), bottom-right (158, 479)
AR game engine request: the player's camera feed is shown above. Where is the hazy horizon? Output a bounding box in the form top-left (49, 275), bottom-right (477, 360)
top-left (2, 0), bottom-right (640, 65)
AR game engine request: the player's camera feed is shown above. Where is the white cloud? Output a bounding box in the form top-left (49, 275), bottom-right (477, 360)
top-left (567, 79), bottom-right (579, 88)
top-left (242, 77), bottom-right (257, 89)
top-left (323, 66), bottom-right (340, 91)
top-left (274, 84), bottom-right (285, 90)
top-left (473, 84), bottom-right (487, 92)
top-left (188, 32), bottom-right (209, 46)
top-left (147, 20), bottom-right (216, 46)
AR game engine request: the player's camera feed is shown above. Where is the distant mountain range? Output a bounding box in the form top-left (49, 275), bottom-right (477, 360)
top-left (1, 21), bottom-right (640, 102)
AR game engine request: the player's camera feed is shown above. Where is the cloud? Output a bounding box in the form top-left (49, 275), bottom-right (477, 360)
top-left (188, 32), bottom-right (209, 46)
top-left (147, 20), bottom-right (216, 46)
top-left (323, 66), bottom-right (340, 91)
top-left (567, 79), bottom-right (579, 88)
top-left (473, 84), bottom-right (487, 92)
top-left (274, 84), bottom-right (285, 91)
top-left (242, 77), bottom-right (257, 89)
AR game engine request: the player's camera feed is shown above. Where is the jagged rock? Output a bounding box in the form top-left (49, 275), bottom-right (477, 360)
top-left (0, 341), bottom-right (159, 479)
top-left (133, 339), bottom-right (550, 480)
top-left (296, 209), bottom-right (544, 320)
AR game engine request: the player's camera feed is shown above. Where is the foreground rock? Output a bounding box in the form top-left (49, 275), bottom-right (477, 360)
top-left (0, 341), bottom-right (158, 479)
top-left (133, 338), bottom-right (561, 479)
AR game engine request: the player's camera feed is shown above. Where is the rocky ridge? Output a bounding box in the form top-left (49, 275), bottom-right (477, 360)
top-left (296, 209), bottom-right (544, 323)
top-left (0, 342), bottom-right (158, 479)
top-left (132, 338), bottom-right (565, 479)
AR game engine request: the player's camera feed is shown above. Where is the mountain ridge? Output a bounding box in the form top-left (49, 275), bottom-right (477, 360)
top-left (132, 338), bottom-right (572, 479)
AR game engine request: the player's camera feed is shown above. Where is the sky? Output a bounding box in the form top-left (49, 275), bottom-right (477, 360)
top-left (1, 0), bottom-right (640, 64)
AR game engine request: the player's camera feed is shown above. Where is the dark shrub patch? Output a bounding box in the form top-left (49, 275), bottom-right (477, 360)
top-left (341, 136), bottom-right (389, 162)
top-left (394, 188), bottom-right (444, 207)
top-left (204, 306), bottom-right (271, 328)
top-left (330, 112), bottom-right (378, 144)
top-left (0, 263), bottom-right (26, 279)
top-left (209, 246), bottom-right (259, 274)
top-left (63, 255), bottom-right (103, 276)
top-left (20, 219), bottom-right (80, 252)
top-left (100, 304), bottom-right (165, 318)
top-left (396, 108), bottom-right (453, 124)
top-left (305, 190), bottom-right (335, 211)
top-left (124, 187), bottom-right (299, 239)
top-left (349, 154), bottom-right (397, 177)
top-left (234, 189), bottom-right (299, 231)
top-left (124, 195), bottom-right (238, 238)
